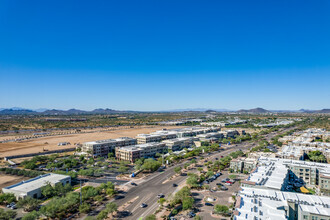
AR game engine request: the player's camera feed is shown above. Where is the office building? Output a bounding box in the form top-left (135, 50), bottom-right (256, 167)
top-left (81, 137), bottom-right (137, 157)
top-left (2, 173), bottom-right (71, 199)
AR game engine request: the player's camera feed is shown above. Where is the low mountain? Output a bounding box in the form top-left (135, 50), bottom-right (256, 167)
top-left (0, 109), bottom-right (36, 115)
top-left (238, 108), bottom-right (269, 114)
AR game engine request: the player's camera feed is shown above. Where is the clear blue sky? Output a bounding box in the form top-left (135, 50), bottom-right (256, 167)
top-left (0, 0), bottom-right (329, 111)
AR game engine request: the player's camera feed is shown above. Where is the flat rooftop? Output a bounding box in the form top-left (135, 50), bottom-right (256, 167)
top-left (235, 187), bottom-right (330, 220)
top-left (4, 173), bottom-right (70, 193)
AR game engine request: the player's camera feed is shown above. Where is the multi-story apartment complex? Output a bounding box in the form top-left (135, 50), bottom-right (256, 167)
top-left (241, 158), bottom-right (290, 191)
top-left (115, 142), bottom-right (167, 163)
top-left (234, 187), bottom-right (330, 220)
top-left (81, 137), bottom-right (137, 157)
top-left (230, 157), bottom-right (258, 173)
top-left (162, 137), bottom-right (198, 151)
top-left (258, 157), bottom-right (330, 196)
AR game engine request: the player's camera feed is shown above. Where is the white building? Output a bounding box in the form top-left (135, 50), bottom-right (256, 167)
top-left (234, 187), bottom-right (330, 220)
top-left (2, 173), bottom-right (71, 199)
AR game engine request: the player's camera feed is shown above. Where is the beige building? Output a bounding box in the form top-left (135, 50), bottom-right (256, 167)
top-left (81, 137), bottom-right (137, 157)
top-left (116, 142), bottom-right (167, 163)
top-left (162, 137), bottom-right (198, 151)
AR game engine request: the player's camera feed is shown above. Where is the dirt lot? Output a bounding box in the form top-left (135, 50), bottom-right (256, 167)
top-left (0, 174), bottom-right (30, 190)
top-left (0, 126), bottom-right (183, 157)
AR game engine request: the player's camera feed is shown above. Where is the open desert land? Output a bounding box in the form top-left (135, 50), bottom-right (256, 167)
top-left (0, 126), bottom-right (183, 157)
top-left (0, 174), bottom-right (30, 189)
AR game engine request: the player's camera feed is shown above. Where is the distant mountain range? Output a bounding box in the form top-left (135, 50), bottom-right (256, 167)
top-left (0, 108), bottom-right (136, 115)
top-left (0, 107), bottom-right (329, 115)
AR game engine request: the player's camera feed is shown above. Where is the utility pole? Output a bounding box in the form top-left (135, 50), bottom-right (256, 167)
top-left (80, 180), bottom-right (82, 205)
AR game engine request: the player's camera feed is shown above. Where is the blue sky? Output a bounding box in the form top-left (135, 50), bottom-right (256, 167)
top-left (0, 0), bottom-right (329, 111)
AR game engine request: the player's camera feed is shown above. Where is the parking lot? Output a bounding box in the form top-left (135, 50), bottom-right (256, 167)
top-left (191, 170), bottom-right (248, 219)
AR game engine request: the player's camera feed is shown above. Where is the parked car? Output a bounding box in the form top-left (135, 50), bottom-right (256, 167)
top-left (226, 180), bottom-right (234, 184)
top-left (225, 182), bottom-right (231, 186)
top-left (173, 183), bottom-right (178, 187)
top-left (188, 211), bottom-right (196, 217)
top-left (220, 186), bottom-right (228, 191)
top-left (131, 182), bottom-right (137, 186)
top-left (216, 183), bottom-right (223, 186)
top-left (7, 202), bottom-right (15, 208)
top-left (205, 203), bottom-right (214, 206)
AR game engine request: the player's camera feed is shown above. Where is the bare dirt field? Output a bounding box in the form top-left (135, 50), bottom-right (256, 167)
top-left (0, 126), bottom-right (183, 157)
top-left (0, 174), bottom-right (30, 189)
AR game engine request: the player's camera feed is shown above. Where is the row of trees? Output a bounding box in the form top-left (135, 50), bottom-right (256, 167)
top-left (0, 167), bottom-right (44, 178)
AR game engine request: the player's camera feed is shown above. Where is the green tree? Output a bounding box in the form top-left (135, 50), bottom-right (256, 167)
top-left (194, 215), bottom-right (202, 220)
top-left (0, 193), bottom-right (16, 205)
top-left (141, 158), bottom-right (161, 172)
top-left (41, 183), bottom-right (55, 198)
top-left (17, 196), bottom-right (40, 212)
top-left (22, 210), bottom-right (39, 220)
top-left (106, 202), bottom-right (117, 217)
top-left (214, 204), bottom-right (229, 214)
top-left (174, 166), bottom-right (182, 174)
top-left (97, 209), bottom-right (109, 220)
top-left (145, 214), bottom-right (156, 220)
top-left (186, 176), bottom-right (199, 188)
top-left (0, 208), bottom-right (17, 220)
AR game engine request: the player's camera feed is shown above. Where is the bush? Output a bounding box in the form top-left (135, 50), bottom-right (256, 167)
top-left (79, 203), bottom-right (91, 213)
top-left (214, 204), bottom-right (229, 214)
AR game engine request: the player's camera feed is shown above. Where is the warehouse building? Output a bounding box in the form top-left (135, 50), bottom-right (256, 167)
top-left (2, 173), bottom-right (71, 199)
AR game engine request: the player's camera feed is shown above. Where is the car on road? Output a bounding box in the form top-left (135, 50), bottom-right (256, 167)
top-left (173, 183), bottom-right (178, 187)
top-left (205, 203), bottom-right (214, 206)
top-left (131, 182), bottom-right (137, 186)
top-left (181, 172), bottom-right (187, 176)
top-left (115, 195), bottom-right (125, 200)
top-left (140, 203), bottom-right (148, 208)
top-left (157, 193), bottom-right (165, 198)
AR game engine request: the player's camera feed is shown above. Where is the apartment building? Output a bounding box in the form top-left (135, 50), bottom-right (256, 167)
top-left (259, 157), bottom-right (330, 196)
top-left (278, 145), bottom-right (330, 161)
top-left (230, 157), bottom-right (258, 173)
top-left (234, 187), bottom-right (330, 220)
top-left (81, 137), bottom-right (137, 157)
top-left (241, 159), bottom-right (290, 191)
top-left (162, 137), bottom-right (198, 151)
top-left (115, 142), bottom-right (167, 163)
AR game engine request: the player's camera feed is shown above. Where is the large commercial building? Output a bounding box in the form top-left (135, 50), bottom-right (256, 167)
top-left (115, 142), bottom-right (167, 163)
top-left (136, 127), bottom-right (221, 144)
top-left (234, 187), bottom-right (330, 220)
top-left (81, 137), bottom-right (137, 157)
top-left (162, 137), bottom-right (198, 151)
top-left (2, 173), bottom-right (71, 199)
top-left (197, 132), bottom-right (225, 142)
